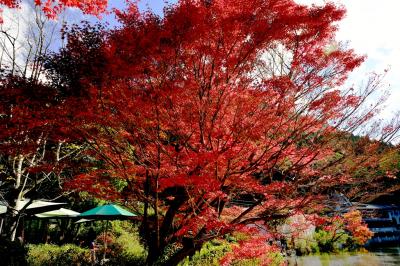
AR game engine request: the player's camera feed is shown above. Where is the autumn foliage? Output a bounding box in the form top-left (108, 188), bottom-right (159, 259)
top-left (0, 0), bottom-right (391, 264)
top-left (48, 0), bottom-right (383, 264)
top-left (316, 210), bottom-right (373, 248)
top-left (0, 0), bottom-right (107, 21)
top-left (343, 210), bottom-right (374, 245)
top-left (319, 132), bottom-right (400, 203)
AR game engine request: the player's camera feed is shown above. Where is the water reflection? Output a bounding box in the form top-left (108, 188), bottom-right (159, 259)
top-left (287, 247), bottom-right (400, 266)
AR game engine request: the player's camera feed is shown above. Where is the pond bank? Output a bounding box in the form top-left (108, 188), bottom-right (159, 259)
top-left (287, 246), bottom-right (400, 266)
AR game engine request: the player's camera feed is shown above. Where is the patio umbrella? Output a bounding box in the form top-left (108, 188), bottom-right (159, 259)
top-left (79, 204), bottom-right (137, 261)
top-left (75, 218), bottom-right (94, 224)
top-left (16, 199), bottom-right (66, 215)
top-left (0, 201), bottom-right (6, 234)
top-left (0, 203), bottom-right (6, 215)
top-left (35, 208), bottom-right (80, 219)
top-left (34, 208), bottom-right (80, 243)
top-left (79, 204), bottom-right (136, 220)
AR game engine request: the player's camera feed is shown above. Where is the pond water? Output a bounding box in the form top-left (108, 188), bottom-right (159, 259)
top-left (287, 246), bottom-right (400, 266)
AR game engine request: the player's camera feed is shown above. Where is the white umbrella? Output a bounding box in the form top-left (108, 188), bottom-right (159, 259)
top-left (0, 204), bottom-right (6, 215)
top-left (75, 218), bottom-right (94, 224)
top-left (16, 199), bottom-right (66, 215)
top-left (35, 208), bottom-right (80, 218)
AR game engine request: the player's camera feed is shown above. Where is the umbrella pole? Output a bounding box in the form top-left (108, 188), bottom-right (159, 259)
top-left (103, 220), bottom-right (108, 261)
top-left (0, 218), bottom-right (3, 235)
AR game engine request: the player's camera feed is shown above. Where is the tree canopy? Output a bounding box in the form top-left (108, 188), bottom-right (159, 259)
top-left (0, 0), bottom-right (107, 20)
top-left (52, 0), bottom-right (388, 264)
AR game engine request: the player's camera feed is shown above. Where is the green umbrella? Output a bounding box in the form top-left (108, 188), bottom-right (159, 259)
top-left (79, 204), bottom-right (137, 262)
top-left (79, 204), bottom-right (136, 220)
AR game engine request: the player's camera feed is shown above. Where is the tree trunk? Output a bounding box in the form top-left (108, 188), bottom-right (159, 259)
top-left (146, 245), bottom-right (162, 266)
top-left (10, 199), bottom-right (26, 241)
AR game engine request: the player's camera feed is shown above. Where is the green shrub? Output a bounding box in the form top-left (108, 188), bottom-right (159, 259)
top-left (179, 239), bottom-right (232, 266)
top-left (105, 221), bottom-right (147, 265)
top-left (291, 238), bottom-right (319, 255)
top-left (27, 244), bottom-right (91, 266)
top-left (27, 221), bottom-right (147, 266)
top-left (267, 252), bottom-right (285, 266)
top-left (313, 229), bottom-right (349, 253)
top-left (228, 250), bottom-right (284, 266)
top-left (106, 229), bottom-right (147, 265)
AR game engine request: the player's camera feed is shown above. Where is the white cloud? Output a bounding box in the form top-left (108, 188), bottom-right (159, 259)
top-left (0, 2), bottom-right (35, 72)
top-left (0, 2), bottom-right (84, 78)
top-left (295, 0), bottom-right (400, 118)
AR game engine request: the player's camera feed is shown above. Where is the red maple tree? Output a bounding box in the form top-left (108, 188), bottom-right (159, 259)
top-left (45, 0), bottom-right (388, 264)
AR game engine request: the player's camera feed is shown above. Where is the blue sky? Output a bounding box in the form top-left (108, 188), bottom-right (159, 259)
top-left (89, 0), bottom-right (176, 26)
top-left (137, 0), bottom-right (177, 15)
top-left (110, 0), bottom-right (176, 16)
